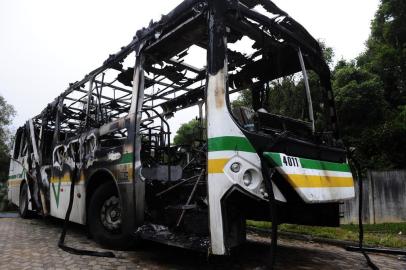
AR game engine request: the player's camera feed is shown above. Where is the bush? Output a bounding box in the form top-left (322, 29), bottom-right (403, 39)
top-left (0, 182), bottom-right (9, 211)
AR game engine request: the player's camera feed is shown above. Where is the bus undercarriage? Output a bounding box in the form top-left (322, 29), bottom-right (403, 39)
top-left (8, 0), bottom-right (355, 261)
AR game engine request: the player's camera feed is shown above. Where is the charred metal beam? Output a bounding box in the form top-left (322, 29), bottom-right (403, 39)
top-left (237, 3), bottom-right (322, 60)
top-left (207, 0), bottom-right (228, 75)
top-left (94, 80), bottom-right (132, 94)
top-left (72, 88), bottom-right (131, 106)
top-left (144, 12), bottom-right (206, 60)
top-left (151, 72), bottom-right (205, 101)
top-left (33, 0), bottom-right (208, 121)
top-left (166, 58), bottom-right (204, 74)
top-left (225, 15), bottom-right (282, 50)
top-left (160, 86), bottom-right (204, 113)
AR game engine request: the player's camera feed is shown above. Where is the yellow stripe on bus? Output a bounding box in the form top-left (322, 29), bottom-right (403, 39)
top-left (285, 174), bottom-right (354, 188)
top-left (208, 159), bottom-right (229, 174)
top-left (8, 179), bottom-right (23, 187)
top-left (50, 173), bottom-right (85, 184)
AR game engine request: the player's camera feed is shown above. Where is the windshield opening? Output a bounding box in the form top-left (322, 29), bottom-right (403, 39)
top-left (225, 17), bottom-right (332, 140)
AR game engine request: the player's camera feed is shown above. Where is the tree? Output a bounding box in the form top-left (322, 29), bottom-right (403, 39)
top-left (0, 94), bottom-right (15, 183)
top-left (339, 0), bottom-right (406, 169)
top-left (333, 60), bottom-right (387, 138)
top-left (358, 0), bottom-right (406, 107)
top-left (0, 94), bottom-right (15, 210)
top-left (174, 119), bottom-right (204, 146)
top-left (332, 60), bottom-right (393, 168)
top-left (373, 105), bottom-right (406, 168)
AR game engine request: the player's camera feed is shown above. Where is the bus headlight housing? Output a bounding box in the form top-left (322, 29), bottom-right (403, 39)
top-left (243, 170), bottom-right (253, 186)
top-left (230, 162), bottom-right (241, 173)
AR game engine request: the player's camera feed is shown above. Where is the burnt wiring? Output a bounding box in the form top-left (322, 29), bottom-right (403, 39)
top-left (259, 156), bottom-right (278, 270)
top-left (256, 131), bottom-right (289, 269)
top-left (345, 151), bottom-right (379, 270)
top-left (58, 140), bottom-right (115, 258)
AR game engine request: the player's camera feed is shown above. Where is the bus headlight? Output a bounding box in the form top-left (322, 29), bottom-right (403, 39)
top-left (243, 170), bottom-right (253, 186)
top-left (230, 162), bottom-right (241, 173)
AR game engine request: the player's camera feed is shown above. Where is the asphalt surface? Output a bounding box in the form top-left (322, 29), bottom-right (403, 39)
top-left (0, 215), bottom-right (405, 269)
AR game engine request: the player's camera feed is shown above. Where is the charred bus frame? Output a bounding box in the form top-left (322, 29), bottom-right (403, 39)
top-left (8, 0), bottom-right (355, 257)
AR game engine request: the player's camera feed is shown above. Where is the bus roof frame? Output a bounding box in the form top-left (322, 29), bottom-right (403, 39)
top-left (32, 0), bottom-right (337, 136)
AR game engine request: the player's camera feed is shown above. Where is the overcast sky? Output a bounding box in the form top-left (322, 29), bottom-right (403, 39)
top-left (0, 0), bottom-right (379, 130)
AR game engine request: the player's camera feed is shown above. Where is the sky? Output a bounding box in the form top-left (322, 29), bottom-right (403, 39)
top-left (0, 0), bottom-right (380, 131)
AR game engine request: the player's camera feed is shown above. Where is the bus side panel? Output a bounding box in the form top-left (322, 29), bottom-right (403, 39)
top-left (7, 158), bottom-right (25, 206)
top-left (49, 173), bottom-right (86, 225)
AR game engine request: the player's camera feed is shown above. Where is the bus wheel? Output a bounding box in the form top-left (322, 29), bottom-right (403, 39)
top-left (19, 182), bottom-right (31, 218)
top-left (88, 182), bottom-right (134, 250)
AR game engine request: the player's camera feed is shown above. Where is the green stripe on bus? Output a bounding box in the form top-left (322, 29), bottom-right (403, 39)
top-left (51, 181), bottom-right (61, 208)
top-left (299, 158), bottom-right (350, 172)
top-left (208, 136), bottom-right (256, 153)
top-left (8, 174), bottom-right (23, 180)
top-left (264, 152), bottom-right (282, 166)
top-left (264, 152), bottom-right (350, 172)
top-left (119, 153), bottom-right (133, 164)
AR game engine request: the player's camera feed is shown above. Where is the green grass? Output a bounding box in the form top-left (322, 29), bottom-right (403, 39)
top-left (247, 220), bottom-right (406, 249)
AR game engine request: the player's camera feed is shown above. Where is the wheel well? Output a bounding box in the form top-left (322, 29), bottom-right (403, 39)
top-left (18, 180), bottom-right (28, 209)
top-left (19, 179), bottom-right (28, 197)
top-left (86, 170), bottom-right (118, 211)
top-left (19, 180), bottom-right (26, 192)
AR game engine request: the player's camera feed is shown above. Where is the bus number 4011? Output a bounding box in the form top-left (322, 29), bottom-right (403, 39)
top-left (282, 156), bottom-right (300, 167)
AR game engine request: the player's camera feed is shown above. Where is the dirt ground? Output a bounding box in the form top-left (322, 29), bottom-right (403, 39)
top-left (0, 216), bottom-right (405, 270)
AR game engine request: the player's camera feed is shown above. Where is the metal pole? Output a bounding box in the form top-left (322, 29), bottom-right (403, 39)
top-left (176, 170), bottom-right (205, 227)
top-left (85, 77), bottom-right (95, 127)
top-left (297, 48), bottom-right (315, 132)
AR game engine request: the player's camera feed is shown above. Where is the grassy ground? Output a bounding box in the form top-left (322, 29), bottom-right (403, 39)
top-left (247, 221), bottom-right (406, 249)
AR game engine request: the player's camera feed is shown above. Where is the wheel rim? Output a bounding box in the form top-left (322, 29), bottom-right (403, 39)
top-left (100, 196), bottom-right (122, 233)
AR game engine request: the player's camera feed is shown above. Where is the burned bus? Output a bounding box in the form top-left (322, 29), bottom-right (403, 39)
top-left (8, 0), bottom-right (354, 256)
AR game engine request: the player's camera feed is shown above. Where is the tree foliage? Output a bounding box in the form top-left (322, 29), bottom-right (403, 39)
top-left (333, 60), bottom-right (386, 137)
top-left (174, 119), bottom-right (203, 146)
top-left (358, 0), bottom-right (406, 107)
top-left (0, 94), bottom-right (15, 183)
top-left (332, 60), bottom-right (392, 168)
top-left (336, 0), bottom-right (406, 169)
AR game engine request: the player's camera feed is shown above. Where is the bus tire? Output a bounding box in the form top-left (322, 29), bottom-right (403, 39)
top-left (88, 182), bottom-right (134, 250)
top-left (19, 182), bottom-right (31, 219)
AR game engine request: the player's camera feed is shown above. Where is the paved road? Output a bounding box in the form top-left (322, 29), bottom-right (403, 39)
top-left (0, 216), bottom-right (405, 269)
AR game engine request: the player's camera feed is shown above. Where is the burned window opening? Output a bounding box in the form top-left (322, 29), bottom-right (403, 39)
top-left (134, 20), bottom-right (209, 234)
top-left (225, 10), bottom-right (337, 144)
